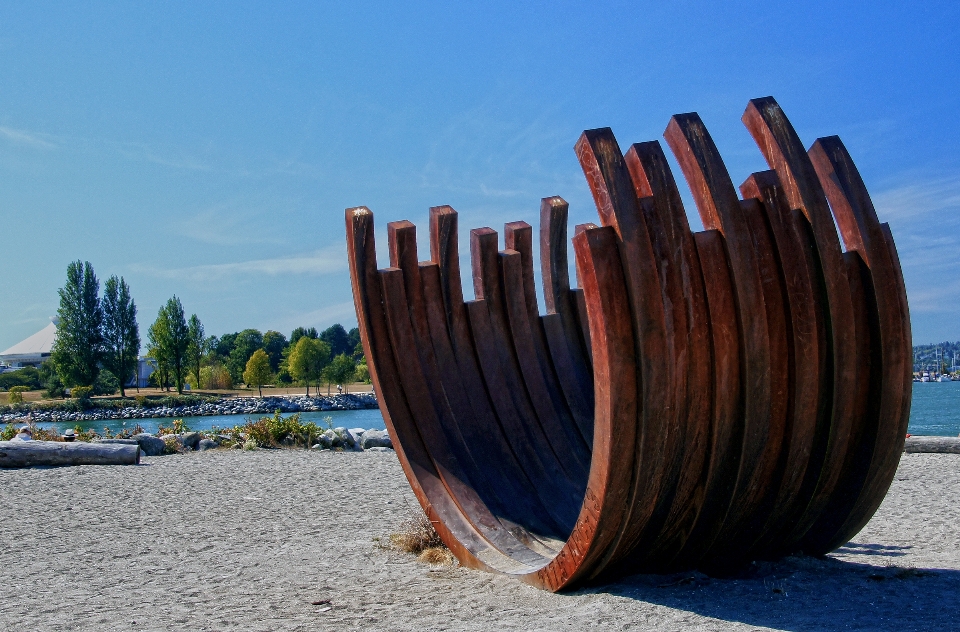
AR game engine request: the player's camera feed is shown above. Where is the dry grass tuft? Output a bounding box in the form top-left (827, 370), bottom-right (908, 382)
top-left (388, 510), bottom-right (453, 565)
top-left (417, 547), bottom-right (455, 565)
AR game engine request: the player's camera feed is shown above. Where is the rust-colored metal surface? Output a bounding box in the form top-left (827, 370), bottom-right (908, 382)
top-left (345, 96), bottom-right (912, 591)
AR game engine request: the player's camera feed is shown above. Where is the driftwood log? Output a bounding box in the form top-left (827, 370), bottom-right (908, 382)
top-left (346, 96), bottom-right (912, 590)
top-left (904, 437), bottom-right (960, 454)
top-left (0, 441), bottom-right (141, 468)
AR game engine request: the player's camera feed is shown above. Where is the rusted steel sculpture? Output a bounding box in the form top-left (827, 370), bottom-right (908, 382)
top-left (346, 97), bottom-right (912, 591)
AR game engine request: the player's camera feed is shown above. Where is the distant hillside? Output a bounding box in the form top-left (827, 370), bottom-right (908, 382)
top-left (914, 341), bottom-right (960, 373)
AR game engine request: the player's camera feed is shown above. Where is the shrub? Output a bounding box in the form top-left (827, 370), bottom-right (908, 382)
top-left (242, 438), bottom-right (258, 451)
top-left (134, 395), bottom-right (147, 408)
top-left (204, 424), bottom-right (243, 448)
top-left (73, 425), bottom-right (99, 442)
top-left (0, 367), bottom-right (42, 391)
top-left (100, 423), bottom-right (144, 440)
top-left (239, 410), bottom-right (324, 448)
top-left (8, 386), bottom-right (29, 404)
top-left (201, 364), bottom-right (233, 390)
top-left (71, 386), bottom-right (94, 402)
top-left (93, 369), bottom-right (119, 396)
top-left (31, 426), bottom-right (64, 441)
top-left (162, 435), bottom-right (181, 454)
top-left (0, 423), bottom-right (64, 441)
top-left (154, 394), bottom-right (212, 408)
top-left (355, 360), bottom-right (370, 384)
top-left (44, 378), bottom-right (66, 399)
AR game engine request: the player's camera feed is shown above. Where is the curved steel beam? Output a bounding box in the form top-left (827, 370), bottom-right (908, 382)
top-left (345, 97), bottom-right (912, 591)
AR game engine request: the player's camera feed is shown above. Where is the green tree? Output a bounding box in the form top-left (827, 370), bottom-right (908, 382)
top-left (101, 275), bottom-right (140, 397)
top-left (320, 324), bottom-right (351, 357)
top-left (214, 332), bottom-right (237, 359)
top-left (147, 307), bottom-right (172, 391)
top-left (93, 369), bottom-right (119, 396)
top-left (0, 367), bottom-right (42, 391)
top-left (243, 349), bottom-right (273, 397)
top-left (355, 357), bottom-right (370, 383)
top-left (261, 330), bottom-right (288, 372)
top-left (38, 361), bottom-right (64, 398)
top-left (287, 337), bottom-right (331, 397)
top-left (146, 297), bottom-right (189, 393)
top-left (186, 314), bottom-right (206, 390)
top-left (289, 326), bottom-right (318, 346)
top-left (227, 329), bottom-right (263, 382)
top-left (347, 327), bottom-right (361, 354)
top-left (323, 353), bottom-right (356, 395)
top-left (51, 261), bottom-right (103, 387)
top-left (163, 297), bottom-right (190, 394)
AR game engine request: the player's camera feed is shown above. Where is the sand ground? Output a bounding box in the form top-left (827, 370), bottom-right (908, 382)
top-left (1, 449), bottom-right (957, 631)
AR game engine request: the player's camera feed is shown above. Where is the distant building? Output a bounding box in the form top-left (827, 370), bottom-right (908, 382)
top-left (0, 318), bottom-right (58, 369)
top-left (132, 357), bottom-right (156, 388)
top-left (0, 318), bottom-right (154, 388)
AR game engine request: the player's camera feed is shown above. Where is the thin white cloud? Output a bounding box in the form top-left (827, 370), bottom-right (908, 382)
top-left (172, 203), bottom-right (286, 246)
top-left (873, 176), bottom-right (960, 221)
top-left (108, 141), bottom-right (216, 172)
top-left (0, 126), bottom-right (57, 149)
top-left (273, 301), bottom-right (358, 333)
top-left (905, 278), bottom-right (960, 314)
top-left (418, 92), bottom-right (577, 201)
top-left (133, 246), bottom-right (347, 282)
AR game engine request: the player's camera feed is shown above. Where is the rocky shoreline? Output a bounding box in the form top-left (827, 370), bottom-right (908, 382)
top-left (0, 393), bottom-right (379, 425)
top-left (101, 424), bottom-right (393, 456)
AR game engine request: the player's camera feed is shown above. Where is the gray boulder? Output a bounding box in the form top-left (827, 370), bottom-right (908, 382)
top-left (132, 433), bottom-right (166, 456)
top-left (360, 429), bottom-right (392, 450)
top-left (343, 428), bottom-right (362, 451)
top-left (181, 432), bottom-right (202, 450)
top-left (332, 427), bottom-right (357, 449)
top-left (197, 438), bottom-right (218, 451)
top-left (314, 433), bottom-right (333, 449)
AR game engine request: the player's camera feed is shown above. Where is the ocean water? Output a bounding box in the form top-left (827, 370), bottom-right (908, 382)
top-left (32, 381), bottom-right (960, 437)
top-left (41, 408), bottom-right (386, 436)
top-left (908, 380), bottom-right (960, 436)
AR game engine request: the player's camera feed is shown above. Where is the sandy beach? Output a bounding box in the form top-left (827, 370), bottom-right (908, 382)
top-left (1, 449), bottom-right (957, 631)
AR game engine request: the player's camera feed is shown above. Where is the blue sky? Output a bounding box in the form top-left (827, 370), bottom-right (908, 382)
top-left (1, 1), bottom-right (958, 351)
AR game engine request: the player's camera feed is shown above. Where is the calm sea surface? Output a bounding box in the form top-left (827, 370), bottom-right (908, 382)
top-left (41, 408), bottom-right (386, 436)
top-left (908, 380), bottom-right (960, 436)
top-left (34, 381), bottom-right (960, 437)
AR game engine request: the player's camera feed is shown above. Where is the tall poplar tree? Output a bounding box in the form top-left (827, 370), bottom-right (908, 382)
top-left (147, 307), bottom-right (172, 391)
top-left (51, 261), bottom-right (104, 387)
top-left (147, 297), bottom-right (190, 393)
top-left (102, 275), bottom-right (140, 397)
top-left (186, 314), bottom-right (206, 390)
top-left (163, 297), bottom-right (190, 394)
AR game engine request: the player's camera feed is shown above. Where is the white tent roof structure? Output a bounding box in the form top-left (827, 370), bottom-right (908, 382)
top-left (0, 321), bottom-right (57, 366)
